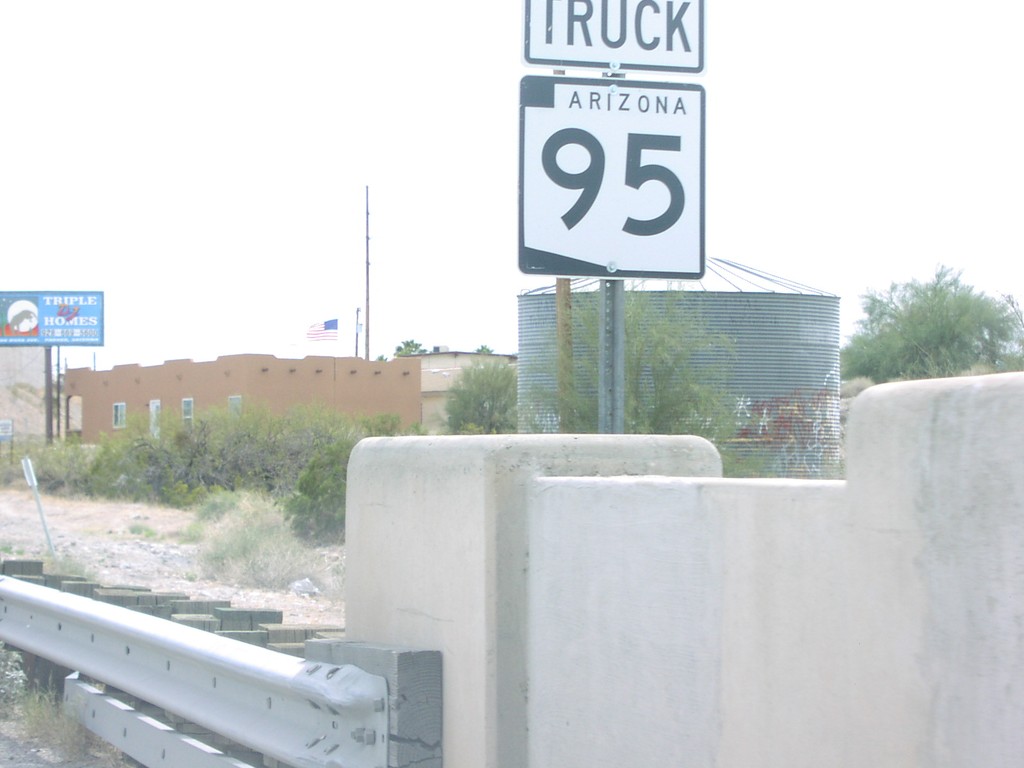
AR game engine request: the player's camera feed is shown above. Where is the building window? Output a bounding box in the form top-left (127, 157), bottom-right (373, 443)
top-left (182, 397), bottom-right (194, 429)
top-left (149, 400), bottom-right (161, 438)
top-left (228, 395), bottom-right (242, 416)
top-left (113, 402), bottom-right (127, 429)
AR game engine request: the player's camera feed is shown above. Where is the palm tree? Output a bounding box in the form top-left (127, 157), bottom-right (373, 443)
top-left (394, 339), bottom-right (426, 357)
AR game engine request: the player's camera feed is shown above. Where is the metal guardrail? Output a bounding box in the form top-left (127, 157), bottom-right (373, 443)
top-left (0, 575), bottom-right (388, 768)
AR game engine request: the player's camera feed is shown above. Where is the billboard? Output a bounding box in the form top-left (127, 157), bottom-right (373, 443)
top-left (0, 292), bottom-right (104, 347)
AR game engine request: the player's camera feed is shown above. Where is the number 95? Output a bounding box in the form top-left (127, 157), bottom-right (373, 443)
top-left (541, 128), bottom-right (685, 237)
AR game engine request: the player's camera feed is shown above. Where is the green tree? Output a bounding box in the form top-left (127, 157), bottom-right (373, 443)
top-left (475, 344), bottom-right (494, 354)
top-left (394, 339), bottom-right (426, 356)
top-left (842, 267), bottom-right (1024, 382)
top-left (283, 439), bottom-right (354, 540)
top-left (623, 298), bottom-right (733, 437)
top-left (540, 291), bottom-right (734, 440)
top-left (1003, 293), bottom-right (1024, 360)
top-left (446, 362), bottom-right (518, 434)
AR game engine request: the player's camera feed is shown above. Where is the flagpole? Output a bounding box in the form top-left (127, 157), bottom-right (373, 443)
top-left (364, 185), bottom-right (370, 361)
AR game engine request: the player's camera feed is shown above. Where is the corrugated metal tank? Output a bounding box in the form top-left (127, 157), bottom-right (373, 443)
top-left (517, 276), bottom-right (842, 477)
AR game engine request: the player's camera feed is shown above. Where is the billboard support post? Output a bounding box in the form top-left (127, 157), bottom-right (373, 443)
top-left (44, 347), bottom-right (53, 444)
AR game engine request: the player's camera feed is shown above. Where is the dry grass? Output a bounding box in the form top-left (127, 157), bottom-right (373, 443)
top-left (196, 492), bottom-right (344, 594)
top-left (7, 688), bottom-right (130, 767)
top-left (43, 552), bottom-right (98, 582)
top-left (2, 643), bottom-right (125, 765)
top-left (840, 376), bottom-right (875, 399)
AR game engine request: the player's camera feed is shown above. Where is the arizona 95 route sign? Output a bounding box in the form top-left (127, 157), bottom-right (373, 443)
top-left (519, 76), bottom-right (705, 279)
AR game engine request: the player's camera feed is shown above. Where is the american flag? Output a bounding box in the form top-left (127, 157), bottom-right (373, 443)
top-left (306, 318), bottom-right (339, 341)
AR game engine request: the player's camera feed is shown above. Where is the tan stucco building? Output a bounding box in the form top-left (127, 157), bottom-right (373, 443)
top-left (64, 354), bottom-right (421, 442)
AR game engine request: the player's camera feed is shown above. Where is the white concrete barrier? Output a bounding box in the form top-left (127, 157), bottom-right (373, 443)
top-left (345, 373), bottom-right (1024, 768)
top-left (345, 435), bottom-right (722, 768)
top-left (843, 372), bottom-right (1024, 766)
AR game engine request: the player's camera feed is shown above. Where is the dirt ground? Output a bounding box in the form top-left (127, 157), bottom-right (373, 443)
top-left (0, 488), bottom-right (346, 626)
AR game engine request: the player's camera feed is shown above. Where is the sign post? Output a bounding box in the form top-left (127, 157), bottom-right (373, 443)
top-left (597, 280), bottom-right (626, 433)
top-left (22, 457), bottom-right (56, 557)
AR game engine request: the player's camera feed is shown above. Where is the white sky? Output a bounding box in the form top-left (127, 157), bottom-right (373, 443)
top-left (2, 1), bottom-right (1022, 371)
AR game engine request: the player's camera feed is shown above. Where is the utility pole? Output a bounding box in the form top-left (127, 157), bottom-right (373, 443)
top-left (364, 185), bottom-right (371, 361)
top-left (44, 347), bottom-right (53, 444)
top-left (355, 307), bottom-right (361, 358)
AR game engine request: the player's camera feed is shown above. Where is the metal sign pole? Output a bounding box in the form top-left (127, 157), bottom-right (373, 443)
top-left (21, 457), bottom-right (55, 557)
top-left (598, 279), bottom-right (625, 434)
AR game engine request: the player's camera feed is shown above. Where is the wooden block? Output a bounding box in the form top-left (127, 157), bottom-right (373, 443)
top-left (214, 607), bottom-right (257, 630)
top-left (1, 559), bottom-right (44, 576)
top-left (61, 581), bottom-right (100, 598)
top-left (266, 642), bottom-right (306, 657)
top-left (45, 573), bottom-right (85, 589)
top-left (216, 630), bottom-right (270, 647)
top-left (94, 588), bottom-right (156, 607)
top-left (151, 591), bottom-right (191, 603)
top-left (246, 609), bottom-right (284, 626)
top-left (312, 629), bottom-right (346, 640)
top-left (260, 624), bottom-right (304, 643)
top-left (151, 603), bottom-right (176, 620)
top-left (171, 613), bottom-right (221, 632)
top-left (259, 624), bottom-right (342, 643)
top-left (12, 574), bottom-right (46, 585)
top-left (170, 599), bottom-right (232, 615)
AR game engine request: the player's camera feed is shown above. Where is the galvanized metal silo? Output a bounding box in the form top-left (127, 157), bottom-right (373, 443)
top-left (517, 260), bottom-right (842, 477)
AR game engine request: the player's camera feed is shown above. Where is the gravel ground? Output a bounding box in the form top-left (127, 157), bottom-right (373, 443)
top-left (0, 488), bottom-right (346, 624)
top-left (0, 717), bottom-right (128, 768)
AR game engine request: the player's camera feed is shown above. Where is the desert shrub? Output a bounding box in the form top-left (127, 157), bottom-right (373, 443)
top-left (67, 404), bottom-right (387, 509)
top-left (0, 642), bottom-right (26, 714)
top-left (195, 487), bottom-right (244, 521)
top-left (281, 411), bottom-right (409, 540)
top-left (283, 439), bottom-right (355, 541)
top-left (174, 404), bottom-right (363, 500)
top-left (0, 461), bottom-right (21, 487)
top-left (10, 439), bottom-right (93, 494)
top-left (43, 552), bottom-right (96, 581)
top-left (197, 492), bottom-right (334, 589)
top-left (0, 432), bottom-right (48, 486)
top-left (356, 412), bottom-right (404, 436)
top-left (6, 405), bottom-right (413, 544)
top-left (83, 427), bottom-right (154, 501)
